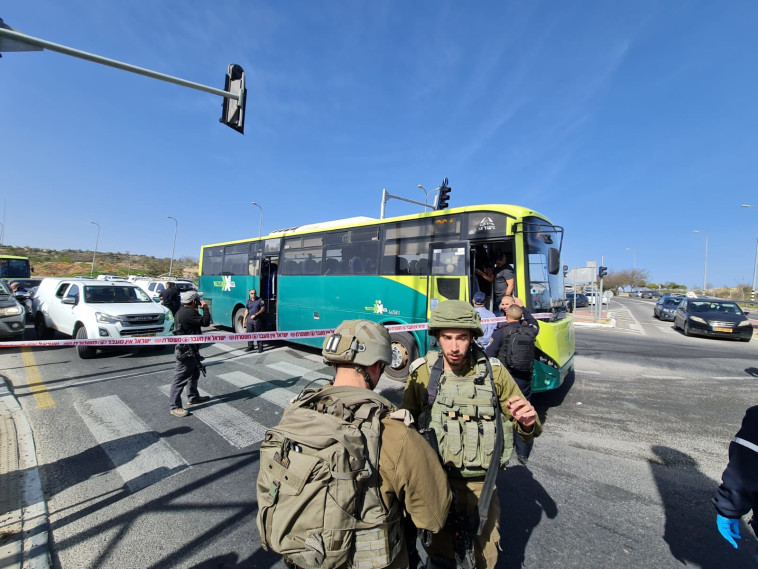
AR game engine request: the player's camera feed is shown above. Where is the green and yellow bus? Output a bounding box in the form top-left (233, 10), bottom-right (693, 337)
top-left (0, 255), bottom-right (32, 279)
top-left (198, 204), bottom-right (574, 391)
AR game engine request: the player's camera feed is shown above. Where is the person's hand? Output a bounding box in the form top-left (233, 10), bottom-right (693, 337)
top-left (716, 514), bottom-right (740, 548)
top-left (506, 396), bottom-right (537, 429)
top-left (199, 301), bottom-right (207, 309)
top-left (514, 297), bottom-right (524, 307)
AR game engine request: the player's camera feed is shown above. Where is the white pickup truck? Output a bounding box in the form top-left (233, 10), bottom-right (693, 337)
top-left (33, 278), bottom-right (175, 358)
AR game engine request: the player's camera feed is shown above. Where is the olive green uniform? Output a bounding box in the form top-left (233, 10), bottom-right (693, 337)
top-left (401, 350), bottom-right (542, 569)
top-left (323, 384), bottom-right (453, 569)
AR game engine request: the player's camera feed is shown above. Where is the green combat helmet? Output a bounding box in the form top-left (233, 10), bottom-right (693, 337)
top-left (322, 319), bottom-right (392, 368)
top-left (428, 299), bottom-right (484, 338)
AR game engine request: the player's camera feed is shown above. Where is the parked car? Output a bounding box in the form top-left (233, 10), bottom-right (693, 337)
top-left (33, 278), bottom-right (175, 358)
top-left (586, 292), bottom-right (609, 305)
top-left (566, 293), bottom-right (589, 310)
top-left (629, 290), bottom-right (642, 297)
top-left (654, 296), bottom-right (683, 321)
top-left (0, 280), bottom-right (26, 340)
top-left (133, 278), bottom-right (196, 303)
top-left (672, 297), bottom-right (753, 342)
top-left (9, 278), bottom-right (43, 320)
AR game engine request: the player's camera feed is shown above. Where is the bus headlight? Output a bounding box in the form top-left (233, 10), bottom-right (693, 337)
top-left (535, 348), bottom-right (560, 370)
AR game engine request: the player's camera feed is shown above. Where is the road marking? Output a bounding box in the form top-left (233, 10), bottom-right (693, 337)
top-left (576, 370), bottom-right (601, 375)
top-left (217, 370), bottom-right (295, 408)
top-left (640, 375), bottom-right (684, 380)
top-left (20, 347), bottom-right (55, 409)
top-left (158, 385), bottom-right (267, 448)
top-left (75, 395), bottom-right (187, 492)
top-left (266, 361), bottom-right (330, 383)
top-left (212, 342), bottom-right (245, 354)
top-left (713, 376), bottom-right (749, 380)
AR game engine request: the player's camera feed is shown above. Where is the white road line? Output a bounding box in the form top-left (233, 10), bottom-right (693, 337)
top-left (576, 370), bottom-right (601, 375)
top-left (212, 342), bottom-right (245, 354)
top-left (158, 385), bottom-right (267, 448)
top-left (266, 361), bottom-right (330, 383)
top-left (217, 370), bottom-right (295, 408)
top-left (640, 375), bottom-right (685, 380)
top-left (712, 376), bottom-right (749, 380)
top-left (75, 395), bottom-right (188, 492)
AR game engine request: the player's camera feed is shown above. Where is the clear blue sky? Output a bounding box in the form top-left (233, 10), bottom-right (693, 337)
top-left (2, 1), bottom-right (757, 290)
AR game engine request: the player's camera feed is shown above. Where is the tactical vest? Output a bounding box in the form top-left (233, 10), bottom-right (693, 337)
top-left (416, 351), bottom-right (514, 479)
top-left (256, 386), bottom-right (404, 569)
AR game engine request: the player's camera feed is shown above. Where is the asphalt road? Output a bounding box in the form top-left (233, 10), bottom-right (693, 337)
top-left (1, 305), bottom-right (757, 568)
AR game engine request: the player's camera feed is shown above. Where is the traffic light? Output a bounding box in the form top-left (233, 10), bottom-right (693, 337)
top-left (598, 266), bottom-right (608, 278)
top-left (220, 63), bottom-right (247, 134)
top-left (436, 183), bottom-right (451, 210)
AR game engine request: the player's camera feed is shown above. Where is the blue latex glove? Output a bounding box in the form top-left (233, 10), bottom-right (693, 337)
top-left (716, 514), bottom-right (740, 548)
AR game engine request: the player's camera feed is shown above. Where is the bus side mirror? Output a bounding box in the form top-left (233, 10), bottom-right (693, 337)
top-left (548, 248), bottom-right (561, 275)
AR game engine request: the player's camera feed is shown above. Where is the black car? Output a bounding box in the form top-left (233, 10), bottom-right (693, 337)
top-left (672, 297), bottom-right (753, 341)
top-left (641, 290), bottom-right (661, 299)
top-left (566, 293), bottom-right (589, 310)
top-left (654, 297), bottom-right (682, 321)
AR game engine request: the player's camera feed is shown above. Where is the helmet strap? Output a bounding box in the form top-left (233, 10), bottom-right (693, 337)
top-left (354, 364), bottom-right (374, 390)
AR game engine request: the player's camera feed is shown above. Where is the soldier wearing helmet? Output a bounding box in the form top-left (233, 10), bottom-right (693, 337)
top-left (401, 300), bottom-right (541, 569)
top-left (259, 319), bottom-right (451, 569)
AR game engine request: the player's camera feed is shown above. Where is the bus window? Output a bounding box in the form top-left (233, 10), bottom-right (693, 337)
top-left (222, 243), bottom-right (251, 276)
top-left (201, 246), bottom-right (223, 276)
top-left (381, 238), bottom-right (429, 275)
top-left (282, 235), bottom-right (324, 275)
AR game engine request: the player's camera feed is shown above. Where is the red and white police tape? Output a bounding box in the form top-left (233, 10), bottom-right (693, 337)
top-left (0, 313), bottom-right (554, 350)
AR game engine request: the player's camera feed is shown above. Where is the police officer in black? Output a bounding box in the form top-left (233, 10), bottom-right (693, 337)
top-left (169, 290), bottom-right (211, 417)
top-left (159, 281), bottom-right (181, 316)
top-left (713, 405), bottom-right (758, 557)
top-left (243, 288), bottom-right (265, 353)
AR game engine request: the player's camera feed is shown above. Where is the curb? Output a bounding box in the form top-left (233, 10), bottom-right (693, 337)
top-left (0, 376), bottom-right (52, 569)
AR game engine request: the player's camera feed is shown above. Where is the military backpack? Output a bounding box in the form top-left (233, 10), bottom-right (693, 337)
top-left (256, 385), bottom-right (403, 569)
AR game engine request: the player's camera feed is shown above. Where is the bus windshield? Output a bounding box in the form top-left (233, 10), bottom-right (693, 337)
top-left (523, 218), bottom-right (564, 313)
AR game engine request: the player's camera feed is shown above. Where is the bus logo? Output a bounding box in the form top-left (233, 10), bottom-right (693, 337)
top-left (213, 276), bottom-right (236, 291)
top-left (477, 217), bottom-right (496, 231)
top-left (365, 300), bottom-right (388, 314)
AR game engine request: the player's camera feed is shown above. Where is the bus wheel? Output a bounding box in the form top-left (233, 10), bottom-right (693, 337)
top-left (386, 332), bottom-right (418, 382)
top-left (233, 307), bottom-right (246, 334)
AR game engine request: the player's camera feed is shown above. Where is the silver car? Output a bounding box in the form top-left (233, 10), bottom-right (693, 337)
top-left (0, 280), bottom-right (26, 340)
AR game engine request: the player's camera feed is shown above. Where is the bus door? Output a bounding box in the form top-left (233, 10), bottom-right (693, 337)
top-left (426, 242), bottom-right (469, 319)
top-left (260, 238), bottom-right (281, 332)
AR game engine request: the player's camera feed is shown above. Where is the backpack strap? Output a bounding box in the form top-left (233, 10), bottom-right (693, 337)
top-left (424, 355), bottom-right (445, 409)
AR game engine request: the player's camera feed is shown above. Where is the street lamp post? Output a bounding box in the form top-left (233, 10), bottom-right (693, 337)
top-left (90, 221), bottom-right (100, 277)
top-left (742, 205), bottom-right (758, 293)
top-left (251, 202), bottom-right (263, 240)
top-left (0, 221), bottom-right (4, 245)
top-left (626, 247), bottom-right (636, 270)
top-left (167, 216), bottom-right (178, 277)
top-left (693, 230), bottom-right (708, 294)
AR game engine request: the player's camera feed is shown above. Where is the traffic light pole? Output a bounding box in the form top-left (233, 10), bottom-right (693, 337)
top-left (0, 25), bottom-right (245, 131)
top-left (380, 189), bottom-right (434, 219)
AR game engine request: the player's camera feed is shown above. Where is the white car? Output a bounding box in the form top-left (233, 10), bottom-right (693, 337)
top-left (585, 292), bottom-right (610, 305)
top-left (133, 278), bottom-right (196, 302)
top-left (33, 278), bottom-right (174, 358)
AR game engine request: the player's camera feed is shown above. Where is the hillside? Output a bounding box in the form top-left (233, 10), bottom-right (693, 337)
top-left (0, 244), bottom-right (199, 281)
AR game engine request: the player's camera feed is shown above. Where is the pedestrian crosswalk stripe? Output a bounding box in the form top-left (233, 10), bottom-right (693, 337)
top-left (217, 370), bottom-right (295, 408)
top-left (75, 395), bottom-right (187, 493)
top-left (158, 385), bottom-right (267, 448)
top-left (212, 342), bottom-right (244, 354)
top-left (266, 361), bottom-right (330, 383)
